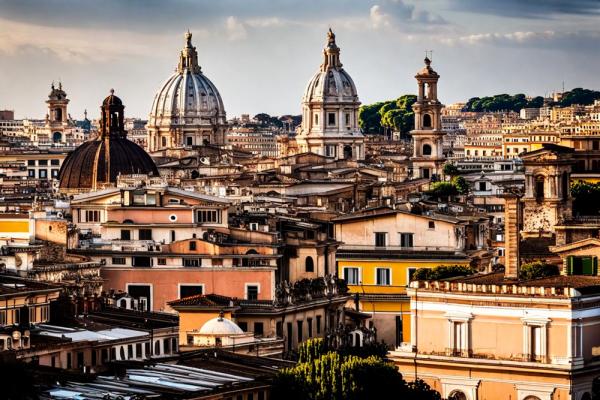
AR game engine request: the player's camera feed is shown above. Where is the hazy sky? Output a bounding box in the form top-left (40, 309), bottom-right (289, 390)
top-left (1, 0), bottom-right (599, 120)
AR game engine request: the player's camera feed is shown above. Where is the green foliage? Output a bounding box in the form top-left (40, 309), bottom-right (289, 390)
top-left (253, 113), bottom-right (284, 127)
top-left (273, 352), bottom-right (413, 400)
top-left (298, 338), bottom-right (329, 363)
top-left (412, 265), bottom-right (476, 281)
top-left (463, 93), bottom-right (544, 112)
top-left (443, 163), bottom-right (459, 177)
top-left (298, 338), bottom-right (388, 363)
top-left (571, 180), bottom-right (600, 216)
top-left (429, 181), bottom-right (458, 197)
top-left (519, 261), bottom-right (560, 281)
top-left (452, 176), bottom-right (469, 195)
top-left (559, 88), bottom-right (600, 107)
top-left (358, 95), bottom-right (416, 136)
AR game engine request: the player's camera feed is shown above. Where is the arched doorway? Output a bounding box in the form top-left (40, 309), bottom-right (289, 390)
top-left (422, 144), bottom-right (432, 156)
top-left (423, 114), bottom-right (432, 128)
top-left (52, 132), bottom-right (62, 143)
top-left (523, 397), bottom-right (541, 400)
top-left (343, 145), bottom-right (353, 159)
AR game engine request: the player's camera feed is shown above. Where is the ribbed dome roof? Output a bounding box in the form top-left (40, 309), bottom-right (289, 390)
top-left (199, 316), bottom-right (244, 336)
top-left (59, 138), bottom-right (158, 189)
top-left (149, 31), bottom-right (226, 125)
top-left (59, 90), bottom-right (158, 191)
top-left (302, 29), bottom-right (359, 104)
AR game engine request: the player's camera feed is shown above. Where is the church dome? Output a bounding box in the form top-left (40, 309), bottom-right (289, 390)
top-left (199, 316), bottom-right (244, 336)
top-left (302, 29), bottom-right (359, 104)
top-left (59, 91), bottom-right (158, 191)
top-left (149, 31), bottom-right (226, 126)
top-left (48, 82), bottom-right (67, 101)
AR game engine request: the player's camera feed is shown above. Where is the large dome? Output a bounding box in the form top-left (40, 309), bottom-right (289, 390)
top-left (59, 91), bottom-right (158, 192)
top-left (302, 29), bottom-right (359, 104)
top-left (147, 32), bottom-right (228, 151)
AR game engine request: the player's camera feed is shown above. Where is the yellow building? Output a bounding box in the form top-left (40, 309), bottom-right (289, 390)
top-left (334, 206), bottom-right (489, 347)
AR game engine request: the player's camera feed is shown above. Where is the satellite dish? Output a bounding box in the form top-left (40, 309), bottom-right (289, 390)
top-left (12, 330), bottom-right (21, 341)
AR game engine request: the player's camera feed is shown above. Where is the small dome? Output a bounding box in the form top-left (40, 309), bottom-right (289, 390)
top-left (199, 316), bottom-right (244, 336)
top-left (48, 82), bottom-right (67, 101)
top-left (103, 89), bottom-right (123, 106)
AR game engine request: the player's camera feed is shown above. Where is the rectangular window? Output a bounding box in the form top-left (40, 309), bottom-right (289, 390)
top-left (314, 113), bottom-right (319, 125)
top-left (183, 258), bottom-right (201, 267)
top-left (27, 160), bottom-right (35, 166)
top-left (28, 169), bottom-right (35, 177)
top-left (407, 267), bottom-right (417, 283)
top-left (453, 321), bottom-right (465, 355)
top-left (51, 159), bottom-right (60, 166)
top-left (157, 258), bottom-right (167, 265)
top-left (297, 320), bottom-right (303, 342)
top-left (328, 113), bottom-right (336, 126)
top-left (189, 241), bottom-right (197, 251)
top-left (345, 113), bottom-right (351, 126)
top-left (127, 284), bottom-right (151, 311)
top-left (307, 318), bottom-right (313, 338)
top-left (179, 284), bottom-right (203, 299)
top-left (120, 229), bottom-right (131, 240)
top-left (374, 232), bottom-right (387, 247)
top-left (254, 322), bottom-right (264, 336)
top-left (395, 316), bottom-right (403, 347)
top-left (376, 268), bottom-right (391, 286)
top-left (343, 267), bottom-right (360, 285)
top-left (428, 221), bottom-right (435, 229)
top-left (246, 285), bottom-right (259, 300)
top-left (132, 256), bottom-right (151, 267)
top-left (136, 343), bottom-right (142, 358)
top-left (197, 210), bottom-right (220, 223)
top-left (85, 210), bottom-right (101, 222)
top-left (530, 326), bottom-right (542, 361)
top-left (38, 159), bottom-right (48, 166)
top-left (112, 257), bottom-right (126, 265)
top-left (478, 182), bottom-right (487, 191)
top-left (51, 169), bottom-right (59, 178)
top-left (139, 229), bottom-right (152, 240)
top-left (316, 315), bottom-right (322, 334)
top-left (29, 306), bottom-right (36, 323)
top-left (399, 233), bottom-right (413, 248)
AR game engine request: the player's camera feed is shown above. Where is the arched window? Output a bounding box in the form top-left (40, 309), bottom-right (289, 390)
top-left (305, 256), bottom-right (314, 272)
top-left (535, 175), bottom-right (545, 201)
top-left (52, 132), bottom-right (62, 143)
top-left (448, 391), bottom-right (467, 400)
top-left (154, 340), bottom-right (161, 355)
top-left (422, 144), bottom-right (432, 156)
top-left (423, 114), bottom-right (432, 128)
top-left (343, 145), bottom-right (353, 159)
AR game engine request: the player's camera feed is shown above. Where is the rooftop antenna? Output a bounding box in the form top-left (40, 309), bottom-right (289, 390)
top-left (562, 81), bottom-right (565, 93)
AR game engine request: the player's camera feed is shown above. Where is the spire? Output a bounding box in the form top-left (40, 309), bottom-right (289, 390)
top-left (178, 31), bottom-right (201, 73)
top-left (321, 28), bottom-right (342, 71)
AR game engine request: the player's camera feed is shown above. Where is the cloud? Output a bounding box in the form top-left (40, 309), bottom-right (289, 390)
top-left (225, 16), bottom-right (248, 41)
top-left (448, 0), bottom-right (600, 19)
top-left (369, 0), bottom-right (446, 31)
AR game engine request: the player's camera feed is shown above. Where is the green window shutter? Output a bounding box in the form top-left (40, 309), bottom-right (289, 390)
top-left (583, 257), bottom-right (594, 275)
top-left (594, 257), bottom-right (598, 276)
top-left (567, 256), bottom-right (573, 275)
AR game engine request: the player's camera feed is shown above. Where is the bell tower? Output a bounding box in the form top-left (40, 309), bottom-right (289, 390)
top-left (45, 82), bottom-right (69, 144)
top-left (410, 56), bottom-right (445, 180)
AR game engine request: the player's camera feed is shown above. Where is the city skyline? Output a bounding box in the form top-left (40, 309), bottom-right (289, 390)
top-left (1, 0), bottom-right (599, 119)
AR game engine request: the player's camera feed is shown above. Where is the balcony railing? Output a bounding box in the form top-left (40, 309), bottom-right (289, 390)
top-left (338, 244), bottom-right (461, 253)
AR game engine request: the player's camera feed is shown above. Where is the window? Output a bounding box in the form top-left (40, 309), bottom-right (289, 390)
top-left (28, 169), bottom-right (35, 177)
top-left (297, 320), bottom-right (303, 342)
top-left (38, 159), bottom-right (48, 166)
top-left (127, 284), bottom-right (152, 311)
top-left (305, 256), bottom-right (314, 272)
top-left (112, 257), bottom-right (126, 265)
top-left (423, 114), bottom-right (432, 128)
top-left (376, 268), bottom-right (391, 286)
top-left (183, 258), bottom-right (201, 267)
top-left (422, 144), bottom-right (432, 155)
top-left (139, 229), bottom-right (152, 240)
top-left (535, 176), bottom-right (545, 200)
top-left (254, 322), bottom-right (264, 336)
top-left (51, 159), bottom-right (60, 166)
top-left (316, 315), bottom-right (322, 334)
top-left (186, 137), bottom-right (193, 146)
top-left (197, 210), bottom-right (220, 223)
top-left (238, 321), bottom-right (248, 332)
top-left (328, 112), bottom-right (336, 126)
top-left (478, 182), bottom-right (487, 191)
top-left (399, 233), bottom-right (413, 248)
top-left (51, 169), bottom-right (59, 178)
top-left (189, 241), bottom-right (197, 251)
top-left (170, 230), bottom-right (176, 242)
top-left (85, 210), bottom-right (101, 222)
top-left (164, 338), bottom-right (171, 353)
top-left (157, 258), bottom-right (167, 265)
top-left (136, 343), bottom-right (142, 358)
top-left (343, 267), bottom-right (360, 285)
top-left (246, 285), bottom-right (259, 300)
top-left (27, 160), bottom-right (35, 166)
top-left (179, 284), bottom-right (203, 299)
top-left (345, 113), bottom-right (351, 126)
top-left (374, 232), bottom-right (387, 247)
top-left (428, 221), bottom-right (435, 230)
top-left (161, 137), bottom-right (167, 147)
top-left (0, 310), bottom-right (5, 325)
top-left (120, 229), bottom-right (131, 240)
top-left (132, 256), bottom-right (151, 267)
top-left (395, 316), bottom-right (403, 347)
top-left (314, 113), bottom-right (319, 125)
top-left (326, 145), bottom-right (336, 157)
top-left (307, 318), bottom-right (313, 337)
top-left (452, 321), bottom-right (466, 355)
top-left (127, 344), bottom-right (133, 359)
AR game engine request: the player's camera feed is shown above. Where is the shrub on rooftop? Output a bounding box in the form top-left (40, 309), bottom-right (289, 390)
top-left (411, 265), bottom-right (476, 281)
top-left (518, 260), bottom-right (560, 281)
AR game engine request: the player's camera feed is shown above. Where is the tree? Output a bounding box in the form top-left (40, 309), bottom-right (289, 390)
top-left (443, 163), bottom-right (459, 177)
top-left (452, 176), bottom-right (469, 195)
top-left (519, 261), bottom-right (560, 281)
top-left (559, 88), bottom-right (600, 107)
top-left (571, 180), bottom-right (600, 216)
top-left (428, 181), bottom-right (458, 198)
top-left (358, 94), bottom-right (416, 137)
top-left (358, 102), bottom-right (387, 134)
top-left (412, 265), bottom-right (476, 281)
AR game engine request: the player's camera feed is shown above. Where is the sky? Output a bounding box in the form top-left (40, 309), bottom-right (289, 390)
top-left (0, 0), bottom-right (599, 120)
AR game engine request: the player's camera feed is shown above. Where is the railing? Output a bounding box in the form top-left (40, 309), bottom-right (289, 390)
top-left (338, 244), bottom-right (460, 252)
